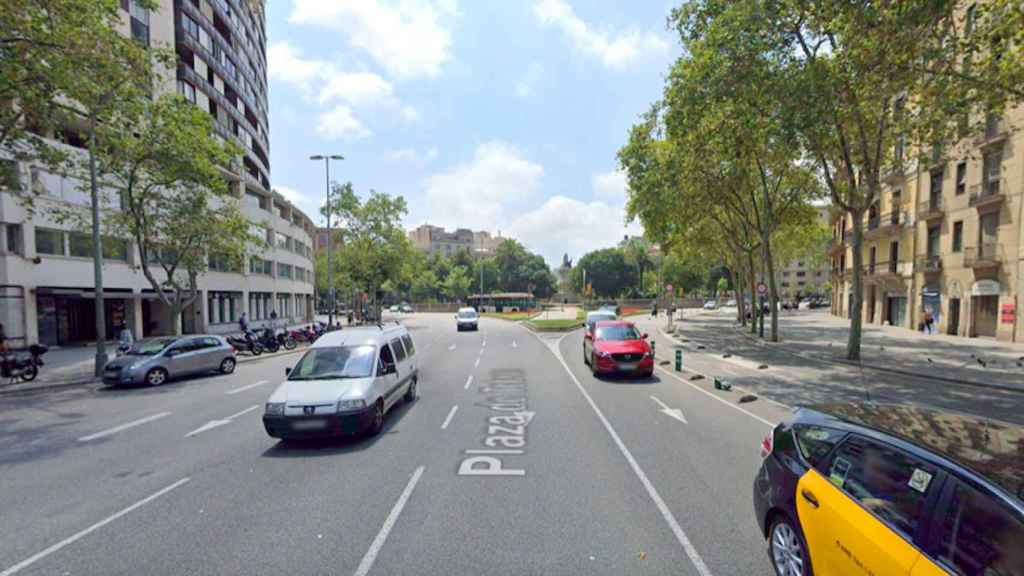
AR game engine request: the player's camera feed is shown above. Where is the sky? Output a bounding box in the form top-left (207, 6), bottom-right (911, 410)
top-left (266, 0), bottom-right (679, 266)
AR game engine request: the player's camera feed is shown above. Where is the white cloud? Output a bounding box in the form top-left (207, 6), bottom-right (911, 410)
top-left (533, 0), bottom-right (670, 69)
top-left (508, 195), bottom-right (642, 265)
top-left (316, 105), bottom-right (372, 140)
top-left (267, 41), bottom-right (326, 94)
top-left (400, 105), bottom-right (420, 122)
top-left (515, 62), bottom-right (543, 97)
top-left (422, 141), bottom-right (544, 231)
top-left (289, 0), bottom-right (456, 80)
top-left (592, 169), bottom-right (628, 200)
top-left (318, 72), bottom-right (395, 107)
top-left (389, 146), bottom-right (438, 166)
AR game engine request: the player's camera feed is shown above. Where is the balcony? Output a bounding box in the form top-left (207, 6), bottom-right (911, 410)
top-left (883, 162), bottom-right (906, 185)
top-left (916, 255), bottom-right (942, 275)
top-left (827, 239), bottom-right (845, 256)
top-left (968, 179), bottom-right (1005, 212)
top-left (864, 211), bottom-right (905, 240)
top-left (975, 115), bottom-right (1009, 149)
top-left (916, 196), bottom-right (943, 222)
top-left (964, 244), bottom-right (1003, 270)
top-left (864, 260), bottom-right (899, 283)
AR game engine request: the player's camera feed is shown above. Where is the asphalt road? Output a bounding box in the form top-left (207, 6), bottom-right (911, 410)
top-left (0, 313), bottom-right (795, 576)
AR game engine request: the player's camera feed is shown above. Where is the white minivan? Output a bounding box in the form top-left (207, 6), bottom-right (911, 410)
top-left (262, 323), bottom-right (418, 439)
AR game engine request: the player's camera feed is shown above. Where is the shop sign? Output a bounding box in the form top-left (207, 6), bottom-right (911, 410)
top-left (1001, 303), bottom-right (1015, 324)
top-left (971, 280), bottom-right (1000, 296)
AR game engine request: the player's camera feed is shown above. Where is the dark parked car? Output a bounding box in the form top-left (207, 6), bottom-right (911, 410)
top-left (754, 403), bottom-right (1023, 576)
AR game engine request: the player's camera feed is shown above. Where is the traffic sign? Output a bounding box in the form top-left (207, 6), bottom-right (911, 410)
top-left (665, 283), bottom-right (673, 293)
top-left (756, 282), bottom-right (768, 296)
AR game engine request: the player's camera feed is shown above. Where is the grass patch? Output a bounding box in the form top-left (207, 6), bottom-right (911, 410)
top-left (481, 311), bottom-right (536, 321)
top-left (526, 318), bottom-right (583, 331)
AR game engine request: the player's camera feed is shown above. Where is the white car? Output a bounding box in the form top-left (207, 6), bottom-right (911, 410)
top-left (455, 307), bottom-right (479, 331)
top-left (389, 305), bottom-right (401, 313)
top-left (262, 324), bottom-right (418, 439)
top-left (703, 300), bottom-right (718, 310)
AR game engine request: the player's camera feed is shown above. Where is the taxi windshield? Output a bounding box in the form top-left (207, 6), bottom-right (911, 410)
top-left (288, 346), bottom-right (376, 380)
top-left (595, 325), bottom-right (639, 341)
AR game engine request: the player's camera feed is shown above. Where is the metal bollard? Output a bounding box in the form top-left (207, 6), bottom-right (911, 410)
top-left (650, 339), bottom-right (656, 359)
top-left (675, 348), bottom-right (682, 372)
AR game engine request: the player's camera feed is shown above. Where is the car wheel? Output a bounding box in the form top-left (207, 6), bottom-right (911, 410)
top-left (283, 337), bottom-right (297, 351)
top-left (20, 364), bottom-right (39, 382)
top-left (367, 400), bottom-right (385, 436)
top-left (404, 376), bottom-right (417, 403)
top-left (583, 347), bottom-right (589, 365)
top-left (219, 357), bottom-right (236, 374)
top-left (642, 369), bottom-right (654, 378)
top-left (589, 353), bottom-right (597, 375)
top-left (769, 514), bottom-right (812, 576)
top-left (251, 343), bottom-right (263, 356)
top-left (145, 368), bottom-right (168, 387)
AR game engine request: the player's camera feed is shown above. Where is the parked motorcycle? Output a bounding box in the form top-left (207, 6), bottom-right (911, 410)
top-left (1, 344), bottom-right (48, 382)
top-left (227, 333), bottom-right (263, 356)
top-left (257, 328), bottom-right (280, 354)
top-left (276, 329), bottom-right (297, 351)
top-left (289, 327), bottom-right (317, 344)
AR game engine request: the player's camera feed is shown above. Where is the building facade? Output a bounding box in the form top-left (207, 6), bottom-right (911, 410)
top-left (0, 0), bottom-right (315, 347)
top-left (408, 224), bottom-right (505, 257)
top-left (830, 109), bottom-right (1023, 341)
top-left (778, 206), bottom-right (831, 300)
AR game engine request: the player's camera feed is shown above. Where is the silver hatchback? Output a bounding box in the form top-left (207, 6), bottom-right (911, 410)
top-left (103, 335), bottom-right (237, 387)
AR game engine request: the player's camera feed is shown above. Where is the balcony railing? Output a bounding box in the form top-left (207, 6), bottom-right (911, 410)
top-left (964, 243), bottom-right (1003, 269)
top-left (916, 255), bottom-right (942, 274)
top-left (865, 211), bottom-right (905, 238)
top-left (917, 196), bottom-right (943, 220)
top-left (968, 179), bottom-right (1005, 210)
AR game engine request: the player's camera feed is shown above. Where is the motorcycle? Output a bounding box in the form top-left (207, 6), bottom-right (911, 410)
top-left (227, 332), bottom-right (263, 356)
top-left (1, 344), bottom-right (48, 383)
top-left (257, 328), bottom-right (280, 354)
top-left (289, 327), bottom-right (317, 344)
top-left (276, 329), bottom-right (297, 351)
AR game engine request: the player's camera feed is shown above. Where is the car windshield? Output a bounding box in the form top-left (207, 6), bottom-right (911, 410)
top-left (288, 346), bottom-right (376, 380)
top-left (595, 325), bottom-right (640, 341)
top-left (126, 338), bottom-right (177, 356)
top-left (457, 311), bottom-right (477, 319)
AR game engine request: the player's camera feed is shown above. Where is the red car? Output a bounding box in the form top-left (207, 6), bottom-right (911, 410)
top-left (583, 320), bottom-right (654, 377)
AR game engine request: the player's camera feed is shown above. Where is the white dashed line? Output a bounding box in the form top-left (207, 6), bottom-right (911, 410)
top-left (352, 466), bottom-right (425, 576)
top-left (474, 357), bottom-right (480, 368)
top-left (0, 477), bottom-right (191, 576)
top-left (464, 375), bottom-right (474, 390)
top-left (441, 405), bottom-right (459, 429)
top-left (448, 344), bottom-right (456, 351)
top-left (77, 412), bottom-right (172, 442)
top-left (512, 340), bottom-right (518, 348)
top-left (225, 380), bottom-right (269, 395)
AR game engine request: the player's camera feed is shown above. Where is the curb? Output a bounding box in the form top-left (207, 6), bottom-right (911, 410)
top-left (726, 325), bottom-right (1024, 395)
top-left (0, 346), bottom-right (310, 398)
top-left (523, 322), bottom-right (583, 333)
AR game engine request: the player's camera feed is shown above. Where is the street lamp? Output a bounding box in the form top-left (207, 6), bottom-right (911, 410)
top-left (310, 154), bottom-right (344, 326)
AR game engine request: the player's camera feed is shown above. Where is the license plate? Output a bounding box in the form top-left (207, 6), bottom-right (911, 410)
top-left (292, 420), bottom-right (326, 431)
top-left (619, 362), bottom-right (637, 371)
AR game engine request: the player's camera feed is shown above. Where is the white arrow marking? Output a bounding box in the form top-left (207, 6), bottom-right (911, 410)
top-left (650, 395), bottom-right (687, 424)
top-left (185, 405), bottom-right (260, 438)
top-left (448, 344), bottom-right (456, 351)
top-left (512, 340), bottom-right (518, 348)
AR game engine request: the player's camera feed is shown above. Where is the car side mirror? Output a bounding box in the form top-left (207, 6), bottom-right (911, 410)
top-left (285, 367), bottom-right (291, 376)
top-left (642, 333), bottom-right (649, 340)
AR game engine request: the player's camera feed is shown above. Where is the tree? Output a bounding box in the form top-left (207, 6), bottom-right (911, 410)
top-left (58, 95), bottom-right (254, 334)
top-left (572, 248), bottom-right (636, 298)
top-left (443, 266), bottom-right (473, 302)
top-left (716, 277), bottom-right (729, 297)
top-left (410, 270), bottom-right (439, 302)
top-left (325, 183), bottom-right (410, 317)
top-left (622, 237), bottom-right (653, 297)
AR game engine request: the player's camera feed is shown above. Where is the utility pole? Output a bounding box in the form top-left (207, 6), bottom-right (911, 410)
top-left (88, 116), bottom-right (107, 377)
top-left (310, 154), bottom-right (344, 326)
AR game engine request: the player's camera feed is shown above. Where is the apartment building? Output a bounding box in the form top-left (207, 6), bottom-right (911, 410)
top-left (777, 206), bottom-right (831, 300)
top-left (0, 0), bottom-right (315, 346)
top-left (830, 109), bottom-right (1023, 341)
top-left (407, 224), bottom-right (505, 257)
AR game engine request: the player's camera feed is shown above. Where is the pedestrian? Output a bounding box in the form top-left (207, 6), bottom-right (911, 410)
top-left (924, 309), bottom-right (934, 335)
top-left (651, 303), bottom-right (658, 318)
top-left (117, 321), bottom-right (134, 355)
top-left (0, 322), bottom-right (7, 353)
top-left (239, 312), bottom-right (249, 333)
top-left (269, 309), bottom-right (278, 332)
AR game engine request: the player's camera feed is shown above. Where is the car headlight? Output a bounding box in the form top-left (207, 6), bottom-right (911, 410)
top-left (336, 399), bottom-right (367, 413)
top-left (643, 351), bottom-right (653, 358)
top-left (265, 402), bottom-right (285, 416)
top-left (596, 350), bottom-right (612, 358)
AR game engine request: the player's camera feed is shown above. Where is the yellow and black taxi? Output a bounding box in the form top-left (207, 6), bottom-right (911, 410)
top-left (754, 403), bottom-right (1023, 576)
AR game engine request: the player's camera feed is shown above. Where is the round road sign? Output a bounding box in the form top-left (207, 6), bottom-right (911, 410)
top-left (756, 282), bottom-right (768, 296)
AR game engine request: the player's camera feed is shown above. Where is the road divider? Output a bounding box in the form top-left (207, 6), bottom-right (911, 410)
top-left (77, 412), bottom-right (172, 443)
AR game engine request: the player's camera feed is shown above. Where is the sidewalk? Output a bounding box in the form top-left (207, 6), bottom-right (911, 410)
top-left (691, 309), bottom-right (1024, 393)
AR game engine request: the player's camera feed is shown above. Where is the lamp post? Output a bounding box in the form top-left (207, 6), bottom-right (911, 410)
top-left (310, 154), bottom-right (344, 327)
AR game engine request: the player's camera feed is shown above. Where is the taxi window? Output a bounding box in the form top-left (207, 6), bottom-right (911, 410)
top-left (935, 480), bottom-right (1024, 576)
top-left (401, 335), bottom-right (415, 357)
top-left (826, 436), bottom-right (937, 539)
top-left (390, 338), bottom-right (407, 362)
top-left (793, 425), bottom-right (845, 468)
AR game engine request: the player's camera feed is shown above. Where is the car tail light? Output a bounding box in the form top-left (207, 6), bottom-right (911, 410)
top-left (760, 432), bottom-right (773, 459)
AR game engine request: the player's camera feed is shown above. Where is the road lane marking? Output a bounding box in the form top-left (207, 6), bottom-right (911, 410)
top-left (448, 344), bottom-right (456, 351)
top-left (185, 405), bottom-right (260, 438)
top-left (656, 366), bottom-right (776, 427)
top-left (650, 395), bottom-right (688, 424)
top-left (225, 380), bottom-right (269, 395)
top-left (512, 340), bottom-right (517, 348)
top-left (542, 334), bottom-right (714, 576)
top-left (441, 405), bottom-right (459, 429)
top-left (0, 477), bottom-right (191, 576)
top-left (353, 466), bottom-right (425, 576)
top-left (474, 357), bottom-right (480, 368)
top-left (464, 375), bottom-right (473, 390)
top-left (464, 449), bottom-right (524, 455)
top-left (77, 412), bottom-right (172, 442)
top-left (482, 339), bottom-right (487, 348)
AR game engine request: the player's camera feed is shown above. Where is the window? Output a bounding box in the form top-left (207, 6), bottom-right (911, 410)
top-left (177, 81), bottom-right (196, 103)
top-left (128, 0), bottom-right (150, 45)
top-left (103, 237), bottom-right (128, 261)
top-left (796, 271), bottom-right (806, 277)
top-left (1, 159), bottom-right (20, 190)
top-left (182, 14), bottom-right (199, 38)
top-left (32, 227), bottom-right (61, 254)
top-left (209, 253), bottom-right (239, 272)
top-left (983, 149), bottom-right (1001, 194)
top-left (955, 162), bottom-right (967, 195)
top-left (965, 4), bottom-right (977, 36)
top-left (935, 479), bottom-right (1024, 576)
top-left (793, 425), bottom-right (845, 468)
top-left (68, 232), bottom-right (94, 258)
top-left (249, 257), bottom-right (272, 275)
top-left (930, 170), bottom-right (943, 199)
top-left (953, 221), bottom-right (963, 252)
top-left (927, 226), bottom-right (941, 258)
top-left (401, 335), bottom-right (415, 357)
top-left (5, 224), bottom-right (22, 255)
top-left (378, 344), bottom-right (396, 374)
top-left (826, 436), bottom-right (936, 538)
top-left (276, 234), bottom-right (288, 250)
top-left (390, 338), bottom-right (407, 362)
top-left (782, 271), bottom-right (790, 277)
top-left (278, 263), bottom-right (292, 279)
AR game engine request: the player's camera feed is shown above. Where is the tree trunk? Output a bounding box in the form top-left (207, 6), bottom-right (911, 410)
top-left (847, 208), bottom-right (866, 361)
top-left (762, 233), bottom-right (780, 342)
top-left (733, 259), bottom-right (746, 326)
top-left (747, 251), bottom-right (758, 335)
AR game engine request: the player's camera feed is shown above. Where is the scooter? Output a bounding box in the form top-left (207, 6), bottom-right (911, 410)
top-left (227, 332), bottom-right (263, 356)
top-left (257, 328), bottom-right (280, 354)
top-left (1, 344), bottom-right (48, 383)
top-left (276, 329), bottom-right (297, 350)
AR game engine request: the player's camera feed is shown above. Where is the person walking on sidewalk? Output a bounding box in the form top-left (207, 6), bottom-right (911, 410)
top-left (117, 322), bottom-right (134, 355)
top-left (924, 309), bottom-right (935, 335)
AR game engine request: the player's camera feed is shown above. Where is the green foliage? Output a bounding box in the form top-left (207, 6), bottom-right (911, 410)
top-left (572, 247), bottom-right (637, 298)
top-left (442, 266), bottom-right (473, 302)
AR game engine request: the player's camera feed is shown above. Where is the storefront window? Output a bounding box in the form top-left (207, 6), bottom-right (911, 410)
top-left (103, 237), bottom-right (128, 261)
